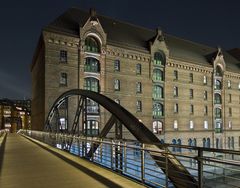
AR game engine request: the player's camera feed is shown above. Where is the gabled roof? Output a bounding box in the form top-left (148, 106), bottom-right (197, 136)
top-left (228, 48), bottom-right (240, 61)
top-left (44, 7), bottom-right (240, 72)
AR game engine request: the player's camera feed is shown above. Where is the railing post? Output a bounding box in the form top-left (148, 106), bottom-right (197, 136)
top-left (100, 139), bottom-right (103, 163)
top-left (111, 140), bottom-right (114, 170)
top-left (91, 138), bottom-right (94, 162)
top-left (165, 147), bottom-right (169, 187)
top-left (141, 143), bottom-right (145, 183)
top-left (124, 142), bottom-right (127, 173)
top-left (198, 148), bottom-right (203, 188)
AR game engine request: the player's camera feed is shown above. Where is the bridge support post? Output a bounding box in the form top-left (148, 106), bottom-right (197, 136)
top-left (141, 143), bottom-right (145, 183)
top-left (198, 148), bottom-right (203, 188)
top-left (115, 120), bottom-right (123, 173)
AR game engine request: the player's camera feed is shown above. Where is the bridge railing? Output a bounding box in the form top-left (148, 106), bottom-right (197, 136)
top-left (19, 130), bottom-right (240, 188)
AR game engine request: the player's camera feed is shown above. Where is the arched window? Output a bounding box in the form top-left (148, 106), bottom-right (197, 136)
top-left (215, 79), bottom-right (222, 90)
top-left (207, 138), bottom-right (210, 148)
top-left (152, 121), bottom-right (163, 134)
top-left (84, 77), bottom-right (99, 92)
top-left (203, 138), bottom-right (206, 147)
top-left (153, 69), bottom-right (164, 81)
top-left (153, 102), bottom-right (164, 117)
top-left (177, 139), bottom-right (182, 152)
top-left (154, 52), bottom-right (165, 66)
top-left (216, 65), bottom-right (223, 76)
top-left (193, 138), bottom-right (197, 147)
top-left (85, 36), bottom-right (100, 53)
top-left (214, 93), bottom-right (222, 104)
top-left (84, 57), bottom-right (100, 72)
top-left (172, 139), bottom-right (177, 152)
top-left (215, 108), bottom-right (222, 118)
top-left (153, 85), bottom-right (163, 99)
top-left (188, 138), bottom-right (192, 146)
top-left (188, 138), bottom-right (192, 151)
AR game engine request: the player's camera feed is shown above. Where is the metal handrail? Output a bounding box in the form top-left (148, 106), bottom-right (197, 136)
top-left (19, 130), bottom-right (240, 188)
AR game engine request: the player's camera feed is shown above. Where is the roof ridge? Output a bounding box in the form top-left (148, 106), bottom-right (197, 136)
top-left (165, 33), bottom-right (216, 52)
top-left (69, 7), bottom-right (155, 33)
top-left (58, 7), bottom-right (218, 52)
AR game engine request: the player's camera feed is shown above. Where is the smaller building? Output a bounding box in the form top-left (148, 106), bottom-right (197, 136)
top-left (0, 99), bottom-right (31, 132)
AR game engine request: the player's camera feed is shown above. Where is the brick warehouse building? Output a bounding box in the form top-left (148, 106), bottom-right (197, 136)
top-left (31, 8), bottom-right (240, 149)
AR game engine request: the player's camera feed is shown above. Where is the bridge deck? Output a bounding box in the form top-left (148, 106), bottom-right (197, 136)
top-left (0, 134), bottom-right (145, 188)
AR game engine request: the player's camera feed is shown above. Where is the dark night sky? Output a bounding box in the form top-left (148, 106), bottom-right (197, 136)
top-left (0, 0), bottom-right (240, 99)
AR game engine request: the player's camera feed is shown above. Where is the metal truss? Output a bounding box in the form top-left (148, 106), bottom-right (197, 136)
top-left (44, 89), bottom-right (198, 187)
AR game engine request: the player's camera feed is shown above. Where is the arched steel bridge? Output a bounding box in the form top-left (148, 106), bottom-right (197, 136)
top-left (45, 89), bottom-right (198, 188)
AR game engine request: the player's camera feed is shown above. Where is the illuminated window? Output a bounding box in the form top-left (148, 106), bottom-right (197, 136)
top-left (136, 100), bottom-right (142, 112)
top-left (154, 52), bottom-right (165, 66)
top-left (60, 50), bottom-right (67, 63)
top-left (190, 120), bottom-right (194, 129)
top-left (173, 120), bottom-right (178, 129)
top-left (173, 86), bottom-right (178, 97)
top-left (60, 118), bottom-right (67, 130)
top-left (84, 77), bottom-right (99, 92)
top-left (228, 80), bottom-right (231, 89)
top-left (60, 73), bottom-right (67, 86)
top-left (228, 121), bottom-right (232, 129)
top-left (153, 69), bottom-right (164, 81)
top-left (215, 108), bottom-right (221, 118)
top-left (85, 120), bottom-right (99, 136)
top-left (153, 102), bottom-right (163, 117)
top-left (85, 36), bottom-right (100, 53)
top-left (174, 70), bottom-right (178, 80)
top-left (214, 93), bottom-right (222, 104)
top-left (114, 60), bottom-right (120, 71)
top-left (203, 75), bottom-right (207, 84)
top-left (204, 121), bottom-right (208, 129)
top-left (215, 79), bottom-right (222, 90)
top-left (204, 91), bottom-right (207, 100)
top-left (153, 85), bottom-right (163, 99)
top-left (114, 79), bottom-right (120, 91)
top-left (136, 63), bottom-right (141, 75)
top-left (84, 57), bottom-right (100, 72)
top-left (153, 121), bottom-right (163, 134)
top-left (136, 82), bottom-right (142, 93)
top-left (216, 66), bottom-right (223, 76)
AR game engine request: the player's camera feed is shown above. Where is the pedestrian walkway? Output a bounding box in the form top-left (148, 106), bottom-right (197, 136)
top-left (0, 134), bottom-right (145, 188)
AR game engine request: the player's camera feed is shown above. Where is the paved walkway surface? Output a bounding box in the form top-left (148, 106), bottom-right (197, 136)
top-left (0, 134), bottom-right (145, 188)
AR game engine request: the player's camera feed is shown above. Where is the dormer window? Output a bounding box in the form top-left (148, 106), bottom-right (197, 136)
top-left (85, 36), bottom-right (100, 53)
top-left (216, 65), bottom-right (223, 76)
top-left (154, 52), bottom-right (165, 66)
